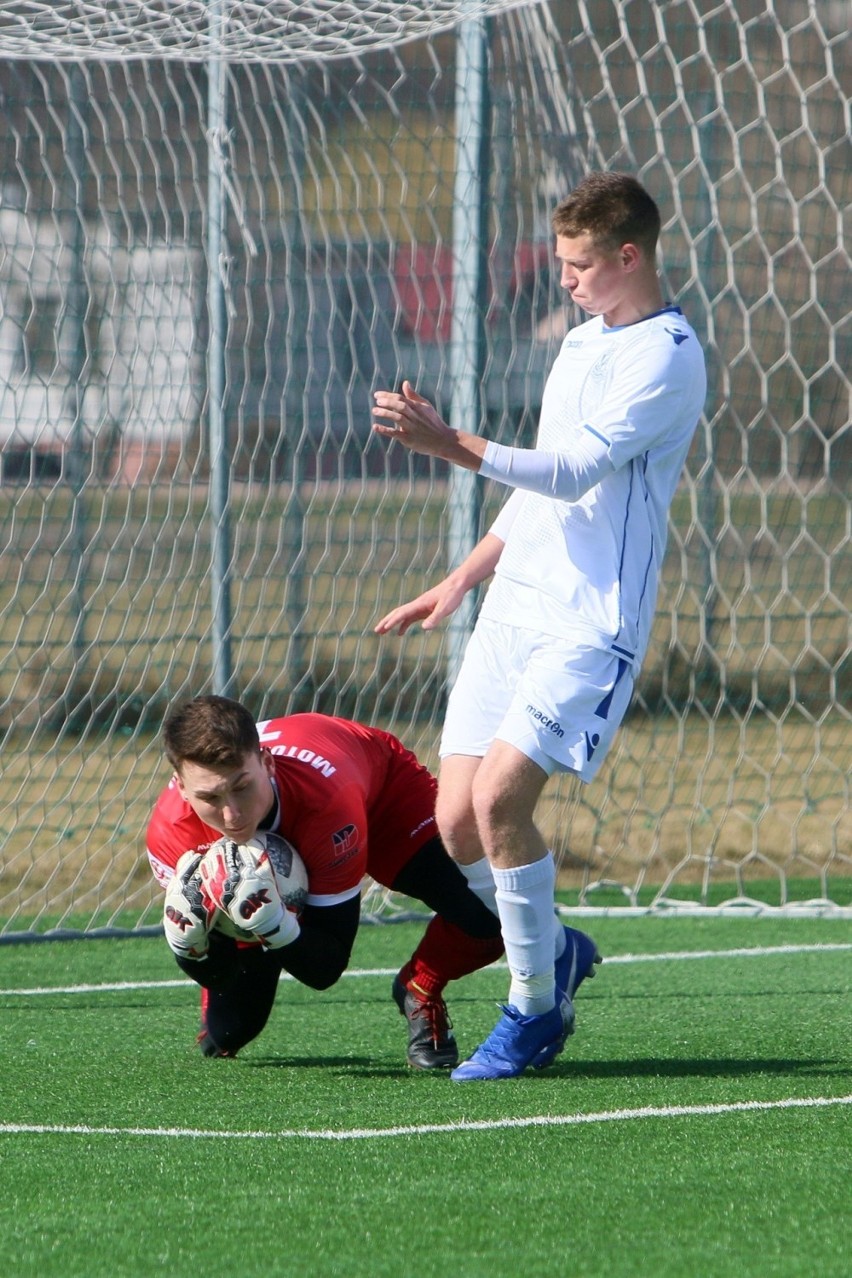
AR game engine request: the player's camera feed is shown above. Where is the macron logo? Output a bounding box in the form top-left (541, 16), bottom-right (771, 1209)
top-left (665, 328), bottom-right (689, 346)
top-left (527, 704), bottom-right (564, 738)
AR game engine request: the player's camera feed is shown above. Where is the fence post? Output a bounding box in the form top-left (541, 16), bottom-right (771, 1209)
top-left (207, 0), bottom-right (234, 695)
top-left (63, 61), bottom-right (91, 705)
top-left (447, 7), bottom-right (491, 686)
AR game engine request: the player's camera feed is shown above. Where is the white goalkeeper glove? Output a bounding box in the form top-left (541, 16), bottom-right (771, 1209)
top-left (200, 838), bottom-right (301, 950)
top-left (163, 851), bottom-right (217, 960)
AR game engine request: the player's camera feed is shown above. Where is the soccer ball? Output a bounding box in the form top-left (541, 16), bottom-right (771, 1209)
top-left (210, 831), bottom-right (309, 942)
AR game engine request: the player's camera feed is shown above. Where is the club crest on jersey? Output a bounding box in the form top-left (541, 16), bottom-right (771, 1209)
top-left (589, 349), bottom-right (616, 384)
top-left (331, 824), bottom-right (358, 862)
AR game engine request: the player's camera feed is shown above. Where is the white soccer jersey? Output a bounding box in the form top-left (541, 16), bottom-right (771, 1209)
top-left (478, 306), bottom-right (706, 667)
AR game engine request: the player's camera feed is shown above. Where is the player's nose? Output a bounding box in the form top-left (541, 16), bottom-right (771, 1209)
top-left (222, 801), bottom-right (243, 826)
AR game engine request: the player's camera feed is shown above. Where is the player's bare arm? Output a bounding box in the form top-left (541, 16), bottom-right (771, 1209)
top-left (375, 532), bottom-right (505, 635)
top-left (372, 379), bottom-right (488, 469)
top-left (375, 582), bottom-right (459, 635)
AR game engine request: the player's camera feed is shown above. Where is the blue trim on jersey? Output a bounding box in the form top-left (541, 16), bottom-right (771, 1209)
top-left (583, 422), bottom-right (610, 447)
top-left (612, 452), bottom-right (655, 662)
top-left (629, 475), bottom-right (657, 660)
top-left (602, 305), bottom-right (683, 333)
top-left (615, 458), bottom-right (635, 595)
top-left (612, 458), bottom-right (636, 654)
top-left (636, 535), bottom-right (655, 636)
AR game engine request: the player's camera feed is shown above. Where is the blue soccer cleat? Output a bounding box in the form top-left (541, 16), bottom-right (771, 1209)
top-left (531, 925), bottom-right (602, 1070)
top-left (554, 925), bottom-right (602, 1001)
top-left (450, 1003), bottom-right (566, 1082)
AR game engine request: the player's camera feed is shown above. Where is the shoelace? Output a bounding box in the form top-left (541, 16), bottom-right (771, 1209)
top-left (411, 995), bottom-right (453, 1046)
top-left (475, 1005), bottom-right (561, 1062)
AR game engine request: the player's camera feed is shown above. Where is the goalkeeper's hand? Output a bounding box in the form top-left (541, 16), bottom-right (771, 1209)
top-left (163, 851), bottom-right (217, 960)
top-left (200, 839), bottom-right (301, 950)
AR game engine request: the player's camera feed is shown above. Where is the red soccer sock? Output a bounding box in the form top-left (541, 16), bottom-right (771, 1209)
top-left (402, 916), bottom-right (504, 1000)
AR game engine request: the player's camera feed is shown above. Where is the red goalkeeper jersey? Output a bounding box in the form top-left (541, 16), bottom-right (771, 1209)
top-left (146, 712), bottom-right (438, 904)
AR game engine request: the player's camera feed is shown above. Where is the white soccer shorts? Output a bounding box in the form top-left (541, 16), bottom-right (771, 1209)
top-left (439, 618), bottom-right (635, 782)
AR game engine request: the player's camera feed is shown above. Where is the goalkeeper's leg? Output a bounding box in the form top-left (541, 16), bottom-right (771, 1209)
top-left (174, 931), bottom-right (281, 1057)
top-left (391, 836), bottom-right (504, 999)
top-left (388, 838), bottom-right (503, 1068)
top-left (396, 916), bottom-right (504, 1000)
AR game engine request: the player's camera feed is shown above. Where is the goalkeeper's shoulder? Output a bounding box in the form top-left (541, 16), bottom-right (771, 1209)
top-left (145, 782), bottom-right (219, 888)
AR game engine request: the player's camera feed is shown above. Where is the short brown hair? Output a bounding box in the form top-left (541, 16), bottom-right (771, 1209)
top-left (162, 695), bottom-right (260, 773)
top-left (552, 172), bottom-right (660, 258)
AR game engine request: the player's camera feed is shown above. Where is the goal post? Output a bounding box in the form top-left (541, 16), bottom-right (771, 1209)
top-left (0, 0), bottom-right (849, 938)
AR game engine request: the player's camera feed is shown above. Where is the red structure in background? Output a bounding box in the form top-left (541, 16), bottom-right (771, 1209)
top-left (391, 242), bottom-right (552, 341)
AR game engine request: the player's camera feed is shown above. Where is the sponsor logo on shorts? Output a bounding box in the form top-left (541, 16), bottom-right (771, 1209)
top-left (585, 731), bottom-right (601, 761)
top-left (526, 704), bottom-right (564, 738)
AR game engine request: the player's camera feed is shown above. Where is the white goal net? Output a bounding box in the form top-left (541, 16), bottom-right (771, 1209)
top-left (0, 0), bottom-right (536, 61)
top-left (0, 0), bottom-right (849, 936)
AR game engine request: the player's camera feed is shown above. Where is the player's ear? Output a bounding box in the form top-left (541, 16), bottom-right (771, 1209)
top-left (620, 242), bottom-right (642, 271)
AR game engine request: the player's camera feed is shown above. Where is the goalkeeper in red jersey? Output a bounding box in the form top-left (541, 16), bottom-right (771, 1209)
top-left (146, 694), bottom-right (507, 1069)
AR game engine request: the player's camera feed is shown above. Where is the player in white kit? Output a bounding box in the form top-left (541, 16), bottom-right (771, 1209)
top-left (372, 172), bottom-right (707, 1080)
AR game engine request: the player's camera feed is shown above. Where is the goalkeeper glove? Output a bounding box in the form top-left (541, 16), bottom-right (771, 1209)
top-left (163, 851), bottom-right (217, 960)
top-left (200, 839), bottom-right (300, 950)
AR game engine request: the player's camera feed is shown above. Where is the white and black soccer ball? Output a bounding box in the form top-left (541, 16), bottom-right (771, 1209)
top-left (211, 831), bottom-right (309, 941)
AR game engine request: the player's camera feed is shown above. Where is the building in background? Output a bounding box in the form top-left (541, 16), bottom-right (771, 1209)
top-left (0, 187), bottom-right (201, 483)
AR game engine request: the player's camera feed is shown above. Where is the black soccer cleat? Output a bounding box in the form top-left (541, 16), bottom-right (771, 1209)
top-left (196, 1028), bottom-right (238, 1059)
top-left (392, 974), bottom-right (459, 1070)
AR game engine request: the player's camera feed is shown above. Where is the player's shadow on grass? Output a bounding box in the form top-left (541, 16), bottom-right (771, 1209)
top-left (247, 1055), bottom-right (410, 1077)
top-left (243, 1055), bottom-right (848, 1082)
top-left (539, 1056), bottom-right (850, 1082)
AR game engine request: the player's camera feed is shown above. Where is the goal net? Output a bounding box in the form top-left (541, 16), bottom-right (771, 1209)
top-left (0, 0), bottom-right (849, 937)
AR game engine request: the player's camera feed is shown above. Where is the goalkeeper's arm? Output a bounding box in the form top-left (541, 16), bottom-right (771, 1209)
top-left (200, 841), bottom-right (360, 988)
top-left (273, 896), bottom-right (361, 990)
top-left (172, 897), bottom-right (361, 992)
top-left (173, 894), bottom-right (360, 991)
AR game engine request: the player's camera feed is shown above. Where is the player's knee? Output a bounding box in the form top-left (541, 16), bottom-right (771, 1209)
top-left (204, 1010), bottom-right (266, 1054)
top-left (434, 793), bottom-right (480, 862)
top-left (470, 758), bottom-right (541, 846)
top-left (469, 775), bottom-right (509, 842)
top-left (297, 969), bottom-right (342, 992)
top-left (203, 977), bottom-right (278, 1051)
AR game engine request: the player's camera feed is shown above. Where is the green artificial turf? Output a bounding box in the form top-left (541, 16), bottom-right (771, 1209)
top-left (1, 915), bottom-right (850, 1277)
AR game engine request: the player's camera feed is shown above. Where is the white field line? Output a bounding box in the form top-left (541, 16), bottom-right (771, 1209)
top-left (2, 942), bottom-right (851, 999)
top-left (3, 946), bottom-right (849, 1144)
top-left (2, 1095), bottom-right (851, 1143)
